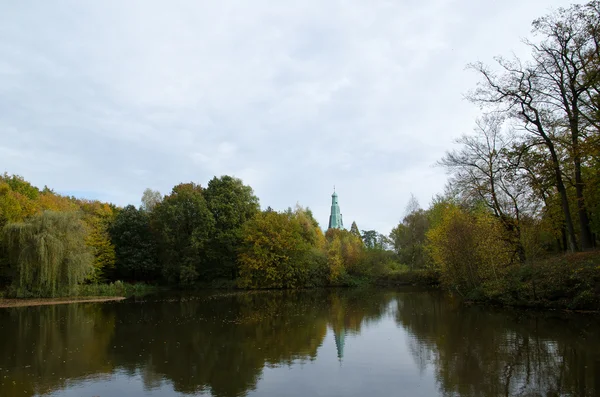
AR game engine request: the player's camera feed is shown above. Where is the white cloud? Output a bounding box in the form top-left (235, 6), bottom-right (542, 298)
top-left (0, 0), bottom-right (576, 234)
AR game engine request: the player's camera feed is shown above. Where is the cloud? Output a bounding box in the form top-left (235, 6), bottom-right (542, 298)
top-left (0, 0), bottom-right (575, 234)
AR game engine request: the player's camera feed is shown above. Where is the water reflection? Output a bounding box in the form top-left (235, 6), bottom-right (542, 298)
top-left (0, 289), bottom-right (598, 397)
top-left (396, 289), bottom-right (600, 397)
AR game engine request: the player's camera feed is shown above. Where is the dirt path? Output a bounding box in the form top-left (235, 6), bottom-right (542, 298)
top-left (0, 296), bottom-right (126, 308)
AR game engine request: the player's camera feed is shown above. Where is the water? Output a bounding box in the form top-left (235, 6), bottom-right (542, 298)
top-left (0, 288), bottom-right (598, 397)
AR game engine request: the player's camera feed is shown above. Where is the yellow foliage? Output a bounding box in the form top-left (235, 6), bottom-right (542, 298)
top-left (427, 204), bottom-right (513, 294)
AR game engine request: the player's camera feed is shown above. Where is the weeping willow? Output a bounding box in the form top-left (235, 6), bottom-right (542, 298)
top-left (2, 211), bottom-right (93, 297)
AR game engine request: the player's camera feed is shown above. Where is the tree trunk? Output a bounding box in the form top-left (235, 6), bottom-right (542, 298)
top-left (547, 141), bottom-right (578, 252)
top-left (572, 135), bottom-right (595, 249)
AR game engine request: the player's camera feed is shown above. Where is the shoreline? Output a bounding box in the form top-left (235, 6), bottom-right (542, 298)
top-left (0, 296), bottom-right (126, 308)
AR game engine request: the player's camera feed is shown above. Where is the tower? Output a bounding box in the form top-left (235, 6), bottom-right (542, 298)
top-left (328, 189), bottom-right (344, 229)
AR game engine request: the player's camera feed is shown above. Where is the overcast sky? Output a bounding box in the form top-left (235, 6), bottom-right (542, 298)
top-left (0, 0), bottom-right (578, 234)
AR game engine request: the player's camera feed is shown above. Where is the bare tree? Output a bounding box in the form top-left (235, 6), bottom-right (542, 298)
top-left (526, 1), bottom-right (599, 248)
top-left (440, 114), bottom-right (532, 261)
top-left (467, 57), bottom-right (578, 252)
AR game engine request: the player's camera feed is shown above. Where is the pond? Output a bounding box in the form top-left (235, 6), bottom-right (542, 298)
top-left (0, 288), bottom-right (598, 397)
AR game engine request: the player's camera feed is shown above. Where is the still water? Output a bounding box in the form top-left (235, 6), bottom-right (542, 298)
top-left (0, 288), bottom-right (598, 397)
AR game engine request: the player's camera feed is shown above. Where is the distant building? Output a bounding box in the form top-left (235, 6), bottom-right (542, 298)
top-left (328, 189), bottom-right (344, 230)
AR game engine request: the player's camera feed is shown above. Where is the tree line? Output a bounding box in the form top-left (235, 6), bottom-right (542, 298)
top-left (389, 1), bottom-right (600, 308)
top-left (0, 173), bottom-right (396, 297)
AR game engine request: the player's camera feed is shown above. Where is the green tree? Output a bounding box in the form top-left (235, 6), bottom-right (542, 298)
top-left (1, 173), bottom-right (40, 201)
top-left (2, 211), bottom-right (93, 297)
top-left (390, 209), bottom-right (430, 270)
top-left (110, 205), bottom-right (159, 282)
top-left (151, 183), bottom-right (215, 286)
top-left (361, 230), bottom-right (378, 249)
top-left (350, 221), bottom-right (361, 239)
top-left (204, 176), bottom-right (259, 280)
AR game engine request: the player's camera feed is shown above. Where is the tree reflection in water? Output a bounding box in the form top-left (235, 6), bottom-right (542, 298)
top-left (395, 289), bottom-right (599, 397)
top-left (0, 288), bottom-right (598, 397)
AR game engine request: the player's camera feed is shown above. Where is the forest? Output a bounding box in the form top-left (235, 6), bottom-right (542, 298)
top-left (1, 2), bottom-right (599, 309)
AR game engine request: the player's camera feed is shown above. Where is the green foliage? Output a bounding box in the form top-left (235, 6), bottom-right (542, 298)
top-left (110, 205), bottom-right (159, 282)
top-left (1, 173), bottom-right (40, 201)
top-left (204, 176), bottom-right (259, 280)
top-left (77, 280), bottom-right (161, 297)
top-left (390, 208), bottom-right (430, 270)
top-left (361, 230), bottom-right (378, 249)
top-left (2, 211), bottom-right (93, 297)
top-left (151, 183), bottom-right (215, 286)
top-left (350, 221), bottom-right (361, 239)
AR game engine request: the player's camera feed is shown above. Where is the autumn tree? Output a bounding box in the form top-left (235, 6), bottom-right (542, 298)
top-left (468, 1), bottom-right (600, 250)
top-left (426, 205), bottom-right (513, 296)
top-left (237, 210), bottom-right (312, 289)
top-left (439, 115), bottom-right (531, 261)
top-left (77, 200), bottom-right (117, 283)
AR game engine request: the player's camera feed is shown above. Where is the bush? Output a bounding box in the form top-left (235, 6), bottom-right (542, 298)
top-left (77, 281), bottom-right (160, 297)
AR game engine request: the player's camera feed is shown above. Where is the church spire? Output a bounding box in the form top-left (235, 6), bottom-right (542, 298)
top-left (328, 189), bottom-right (344, 229)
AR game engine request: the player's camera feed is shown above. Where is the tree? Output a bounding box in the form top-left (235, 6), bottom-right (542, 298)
top-left (468, 2), bottom-right (600, 250)
top-left (350, 221), bottom-right (361, 239)
top-left (141, 188), bottom-right (162, 212)
top-left (439, 115), bottom-right (530, 261)
top-left (0, 182), bottom-right (23, 229)
top-left (325, 228), bottom-right (364, 282)
top-left (110, 205), bottom-right (159, 282)
top-left (390, 209), bottom-right (430, 270)
top-left (360, 229), bottom-right (390, 251)
top-left (151, 183), bottom-right (215, 286)
top-left (361, 230), bottom-right (378, 249)
top-left (468, 58), bottom-right (578, 251)
top-left (527, 2), bottom-right (599, 249)
top-left (237, 210), bottom-right (312, 289)
top-left (1, 173), bottom-right (40, 201)
top-left (3, 211), bottom-right (93, 297)
top-left (426, 205), bottom-right (512, 295)
top-left (77, 200), bottom-right (116, 283)
top-left (203, 176), bottom-right (259, 280)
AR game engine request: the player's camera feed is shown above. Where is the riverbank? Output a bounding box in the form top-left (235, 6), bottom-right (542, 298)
top-left (0, 296), bottom-right (126, 308)
top-left (375, 251), bottom-right (600, 312)
top-left (474, 251), bottom-right (600, 311)
top-left (0, 281), bottom-right (162, 302)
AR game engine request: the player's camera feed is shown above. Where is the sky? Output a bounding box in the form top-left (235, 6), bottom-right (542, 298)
top-left (0, 0), bottom-right (578, 234)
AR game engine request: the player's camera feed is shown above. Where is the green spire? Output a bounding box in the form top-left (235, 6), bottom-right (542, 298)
top-left (328, 188), bottom-right (344, 229)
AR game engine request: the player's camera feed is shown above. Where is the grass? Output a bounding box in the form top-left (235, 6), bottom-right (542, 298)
top-left (76, 281), bottom-right (163, 297)
top-left (0, 281), bottom-right (163, 299)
